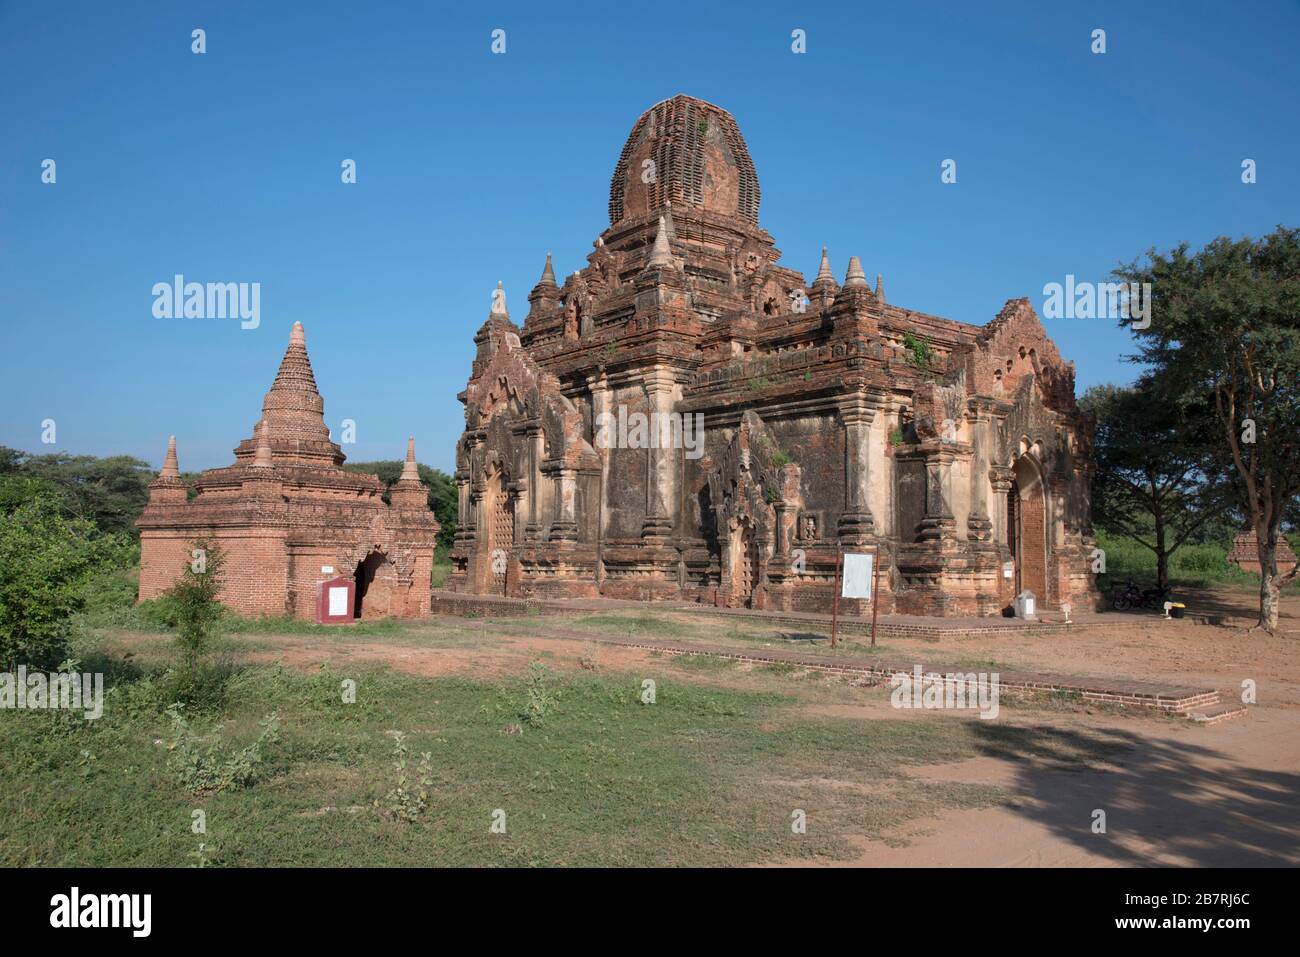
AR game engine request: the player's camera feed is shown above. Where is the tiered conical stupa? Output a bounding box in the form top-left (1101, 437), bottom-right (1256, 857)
top-left (137, 323), bottom-right (438, 620)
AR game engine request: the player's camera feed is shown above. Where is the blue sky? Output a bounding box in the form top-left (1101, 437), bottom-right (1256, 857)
top-left (2, 0), bottom-right (1297, 473)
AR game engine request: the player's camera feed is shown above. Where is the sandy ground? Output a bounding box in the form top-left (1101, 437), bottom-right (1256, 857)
top-left (106, 587), bottom-right (1300, 866)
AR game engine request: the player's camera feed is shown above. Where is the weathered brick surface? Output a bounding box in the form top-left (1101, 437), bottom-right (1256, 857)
top-left (449, 95), bottom-right (1099, 618)
top-left (137, 323), bottom-right (438, 621)
top-left (1227, 529), bottom-right (1297, 575)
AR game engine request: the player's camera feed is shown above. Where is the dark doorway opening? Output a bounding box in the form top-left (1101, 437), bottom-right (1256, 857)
top-left (353, 551), bottom-right (388, 619)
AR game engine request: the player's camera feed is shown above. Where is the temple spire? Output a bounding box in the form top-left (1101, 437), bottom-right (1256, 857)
top-left (663, 201), bottom-right (678, 243)
top-left (844, 255), bottom-right (869, 287)
top-left (391, 435), bottom-right (428, 507)
top-left (270, 321), bottom-right (319, 395)
top-left (400, 436), bottom-right (420, 482)
top-left (252, 417), bottom-right (273, 467)
top-left (161, 435), bottom-right (180, 477)
top-left (815, 246), bottom-right (834, 284)
top-left (648, 216), bottom-right (673, 267)
top-left (875, 273), bottom-right (886, 303)
top-left (250, 320), bottom-right (334, 466)
top-left (539, 252), bottom-right (557, 287)
top-left (490, 280), bottom-right (508, 317)
top-left (146, 434), bottom-right (187, 504)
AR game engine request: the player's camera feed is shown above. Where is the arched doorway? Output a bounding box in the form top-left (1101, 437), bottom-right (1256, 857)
top-left (1009, 455), bottom-right (1048, 600)
top-left (730, 521), bottom-right (759, 608)
top-left (353, 550), bottom-right (395, 619)
top-left (483, 466), bottom-right (513, 596)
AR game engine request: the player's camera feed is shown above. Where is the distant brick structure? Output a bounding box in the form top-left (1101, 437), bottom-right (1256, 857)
top-left (447, 95), bottom-right (1098, 616)
top-left (137, 322), bottom-right (438, 620)
top-left (1227, 530), bottom-right (1297, 576)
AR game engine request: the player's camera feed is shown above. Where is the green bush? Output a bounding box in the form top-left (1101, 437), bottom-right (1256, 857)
top-left (165, 540), bottom-right (226, 664)
top-left (0, 476), bottom-right (122, 670)
top-left (165, 705), bottom-right (280, 794)
top-left (378, 731), bottom-right (433, 823)
top-left (521, 662), bottom-right (555, 728)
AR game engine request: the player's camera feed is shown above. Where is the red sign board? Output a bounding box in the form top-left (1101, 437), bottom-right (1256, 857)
top-left (315, 576), bottom-right (355, 624)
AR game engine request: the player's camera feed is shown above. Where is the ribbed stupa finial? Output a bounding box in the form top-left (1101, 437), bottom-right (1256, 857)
top-left (844, 256), bottom-right (869, 287)
top-left (648, 216), bottom-right (673, 267)
top-left (161, 435), bottom-right (180, 477)
top-left (400, 437), bottom-right (420, 481)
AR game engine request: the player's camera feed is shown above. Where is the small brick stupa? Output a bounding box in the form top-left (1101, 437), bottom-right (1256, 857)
top-left (1227, 529), bottom-right (1298, 576)
top-left (137, 322), bottom-right (438, 620)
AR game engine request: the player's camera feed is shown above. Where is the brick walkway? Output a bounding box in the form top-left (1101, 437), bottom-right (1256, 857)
top-left (429, 589), bottom-right (1216, 640)
top-left (429, 590), bottom-right (1246, 722)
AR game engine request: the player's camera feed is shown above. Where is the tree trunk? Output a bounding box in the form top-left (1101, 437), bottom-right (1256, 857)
top-left (1256, 528), bottom-right (1281, 634)
top-left (1153, 486), bottom-right (1168, 590)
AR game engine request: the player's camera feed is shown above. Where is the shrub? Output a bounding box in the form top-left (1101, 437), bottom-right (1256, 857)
top-left (165, 705), bottom-right (280, 794)
top-left (0, 478), bottom-right (117, 670)
top-left (522, 662), bottom-right (554, 728)
top-left (165, 540), bottom-right (226, 665)
top-left (378, 732), bottom-right (433, 823)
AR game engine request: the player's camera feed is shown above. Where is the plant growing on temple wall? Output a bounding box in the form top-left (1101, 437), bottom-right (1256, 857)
top-left (902, 332), bottom-right (934, 372)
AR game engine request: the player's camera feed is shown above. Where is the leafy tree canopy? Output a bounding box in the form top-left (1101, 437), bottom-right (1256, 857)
top-left (1114, 225), bottom-right (1300, 630)
top-left (0, 446), bottom-right (153, 535)
top-left (343, 460), bottom-right (456, 552)
top-left (0, 474), bottom-right (128, 669)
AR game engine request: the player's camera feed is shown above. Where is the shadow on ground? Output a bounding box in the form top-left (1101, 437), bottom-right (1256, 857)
top-left (973, 722), bottom-right (1300, 865)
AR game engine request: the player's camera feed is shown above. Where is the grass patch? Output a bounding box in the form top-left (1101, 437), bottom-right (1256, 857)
top-left (571, 613), bottom-right (695, 639)
top-left (221, 615), bottom-right (408, 637)
top-left (1, 637), bottom-right (1026, 866)
top-left (669, 653), bottom-right (737, 672)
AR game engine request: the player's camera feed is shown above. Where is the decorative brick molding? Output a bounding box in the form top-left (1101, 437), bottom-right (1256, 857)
top-left (449, 95), bottom-right (1100, 618)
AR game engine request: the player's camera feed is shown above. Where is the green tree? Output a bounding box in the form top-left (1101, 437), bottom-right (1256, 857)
top-left (0, 475), bottom-right (111, 669)
top-left (166, 540), bottom-right (226, 665)
top-left (1115, 226), bottom-right (1300, 632)
top-left (343, 460), bottom-right (456, 553)
top-left (0, 446), bottom-right (153, 535)
top-left (1081, 380), bottom-right (1230, 589)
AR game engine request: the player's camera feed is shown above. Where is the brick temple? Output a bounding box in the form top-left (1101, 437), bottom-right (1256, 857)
top-left (1227, 529), bottom-right (1297, 576)
top-left (137, 322), bottom-right (438, 619)
top-left (447, 94), bottom-right (1099, 616)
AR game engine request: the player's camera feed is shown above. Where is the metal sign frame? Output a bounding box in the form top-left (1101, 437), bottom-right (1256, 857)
top-left (831, 544), bottom-right (881, 648)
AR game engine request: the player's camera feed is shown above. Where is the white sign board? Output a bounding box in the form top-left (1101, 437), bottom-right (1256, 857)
top-left (841, 552), bottom-right (874, 600)
top-left (328, 586), bottom-right (349, 617)
top-left (321, 565), bottom-right (334, 575)
top-left (1002, 562), bottom-right (1015, 580)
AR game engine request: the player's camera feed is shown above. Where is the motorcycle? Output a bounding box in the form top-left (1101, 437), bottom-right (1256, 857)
top-left (1111, 578), bottom-right (1172, 611)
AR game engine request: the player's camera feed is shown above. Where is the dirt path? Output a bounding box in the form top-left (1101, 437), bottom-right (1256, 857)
top-left (858, 707), bottom-right (1300, 866)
